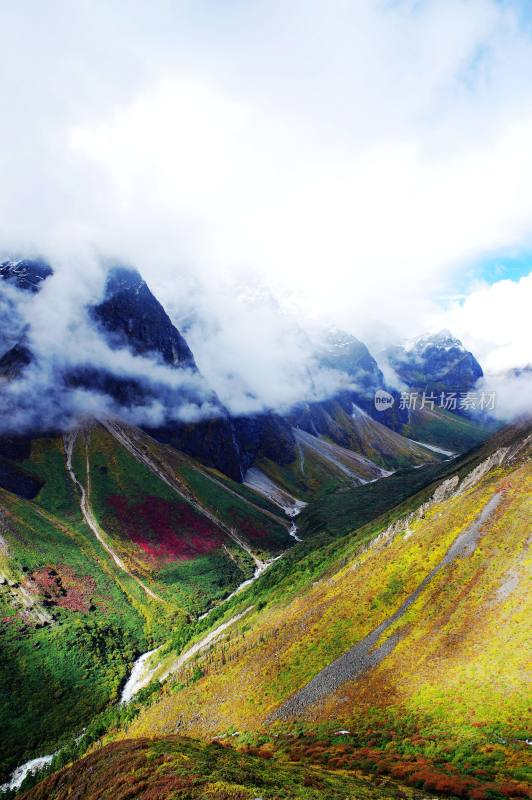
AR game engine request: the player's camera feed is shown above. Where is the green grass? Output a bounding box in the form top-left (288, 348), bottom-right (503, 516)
top-left (176, 462), bottom-right (292, 553)
top-left (118, 424), bottom-right (531, 800)
top-left (0, 425), bottom-right (295, 782)
top-left (0, 489), bottom-right (147, 783)
top-left (2, 422), bottom-right (529, 800)
top-left (401, 407), bottom-right (494, 452)
top-left (21, 437), bottom-right (80, 519)
top-left (298, 461), bottom-right (453, 537)
top-left (257, 451), bottom-right (351, 502)
top-left (155, 548), bottom-right (253, 615)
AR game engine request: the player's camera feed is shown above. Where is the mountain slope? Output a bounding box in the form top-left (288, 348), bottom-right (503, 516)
top-left (20, 735), bottom-right (435, 800)
top-left (0, 260), bottom-right (52, 293)
top-left (1, 260), bottom-right (489, 483)
top-left (248, 409), bottom-right (440, 506)
top-left (401, 404), bottom-right (494, 451)
top-left (314, 328), bottom-right (407, 431)
top-left (0, 478), bottom-right (148, 783)
top-left (0, 422), bottom-right (296, 784)
top-left (92, 267), bottom-right (196, 369)
top-left (108, 422), bottom-right (531, 800)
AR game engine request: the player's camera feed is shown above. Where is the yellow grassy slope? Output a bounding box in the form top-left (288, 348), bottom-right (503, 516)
top-left (122, 459), bottom-right (530, 746)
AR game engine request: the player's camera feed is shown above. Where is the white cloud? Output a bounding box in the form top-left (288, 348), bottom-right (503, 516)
top-left (0, 0), bottom-right (531, 402)
top-left (435, 273), bottom-right (532, 373)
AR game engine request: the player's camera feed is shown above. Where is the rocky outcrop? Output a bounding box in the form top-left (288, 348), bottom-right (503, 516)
top-left (0, 259), bottom-right (52, 293)
top-left (364, 429), bottom-right (530, 557)
top-left (76, 267), bottom-right (246, 480)
top-left (386, 330), bottom-right (483, 395)
top-left (0, 343), bottom-right (33, 380)
top-left (313, 329), bottom-right (407, 432)
top-left (91, 267), bottom-right (196, 369)
top-left (233, 413), bottom-right (296, 472)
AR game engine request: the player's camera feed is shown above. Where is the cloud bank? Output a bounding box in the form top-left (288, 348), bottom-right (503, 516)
top-left (0, 1), bottom-right (531, 421)
top-left (0, 267), bottom-right (223, 434)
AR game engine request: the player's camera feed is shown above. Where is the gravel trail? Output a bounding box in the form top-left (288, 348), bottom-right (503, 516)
top-left (271, 491), bottom-right (503, 720)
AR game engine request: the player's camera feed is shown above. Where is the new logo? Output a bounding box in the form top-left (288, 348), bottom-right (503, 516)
top-left (374, 389), bottom-right (395, 411)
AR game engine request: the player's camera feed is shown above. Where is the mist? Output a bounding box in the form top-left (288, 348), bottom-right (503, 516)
top-left (0, 1), bottom-right (531, 426)
top-left (0, 260), bottom-right (355, 435)
top-left (0, 265), bottom-right (221, 434)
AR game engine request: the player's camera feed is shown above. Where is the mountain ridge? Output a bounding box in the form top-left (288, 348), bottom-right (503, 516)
top-left (1, 259), bottom-right (492, 487)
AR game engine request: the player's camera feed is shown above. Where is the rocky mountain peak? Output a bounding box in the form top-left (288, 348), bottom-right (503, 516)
top-left (0, 259), bottom-right (52, 293)
top-left (386, 330), bottom-right (483, 394)
top-left (409, 329), bottom-right (466, 355)
top-left (92, 266), bottom-right (196, 369)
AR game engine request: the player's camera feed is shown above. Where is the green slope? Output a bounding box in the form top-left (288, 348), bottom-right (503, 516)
top-left (111, 423), bottom-right (531, 800)
top-left (4, 422), bottom-right (530, 799)
top-left (400, 405), bottom-right (495, 451)
top-left (0, 423), bottom-right (295, 784)
top-left (0, 489), bottom-right (147, 782)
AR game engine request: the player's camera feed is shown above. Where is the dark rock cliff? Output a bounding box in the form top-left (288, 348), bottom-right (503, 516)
top-left (386, 330), bottom-right (483, 395)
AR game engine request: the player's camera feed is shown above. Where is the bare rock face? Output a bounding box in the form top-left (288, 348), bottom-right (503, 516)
top-left (86, 267), bottom-right (247, 481)
top-left (233, 413), bottom-right (296, 472)
top-left (0, 259), bottom-right (52, 292)
top-left (80, 267), bottom-right (296, 480)
top-left (386, 329), bottom-right (483, 395)
top-left (91, 267), bottom-right (196, 369)
top-left (0, 260), bottom-right (487, 483)
top-left (314, 328), bottom-right (408, 431)
top-left (0, 259), bottom-right (51, 379)
top-left (0, 343), bottom-right (33, 380)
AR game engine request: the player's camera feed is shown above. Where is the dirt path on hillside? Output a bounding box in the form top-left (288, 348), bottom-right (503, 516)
top-left (271, 491), bottom-right (503, 720)
top-left (63, 431), bottom-right (163, 603)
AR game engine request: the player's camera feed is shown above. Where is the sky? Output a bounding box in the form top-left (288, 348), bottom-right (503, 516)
top-left (0, 0), bottom-right (531, 417)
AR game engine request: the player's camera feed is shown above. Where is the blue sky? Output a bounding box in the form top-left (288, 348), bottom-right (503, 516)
top-left (479, 252), bottom-right (532, 284)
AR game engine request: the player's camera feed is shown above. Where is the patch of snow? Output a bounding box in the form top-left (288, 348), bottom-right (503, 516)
top-left (406, 438), bottom-right (456, 457)
top-left (243, 467), bottom-right (307, 517)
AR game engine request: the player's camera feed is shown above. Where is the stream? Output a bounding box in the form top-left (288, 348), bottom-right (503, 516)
top-left (2, 458), bottom-right (303, 789)
top-left (121, 607), bottom-right (254, 704)
top-left (0, 755), bottom-right (56, 794)
top-left (120, 646), bottom-right (164, 703)
top-left (122, 512), bottom-right (301, 703)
